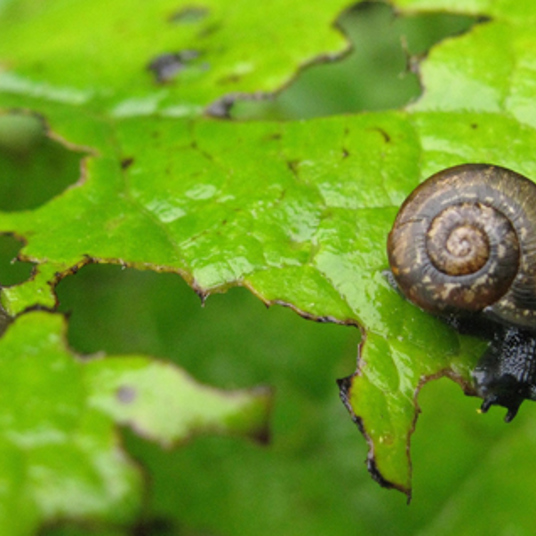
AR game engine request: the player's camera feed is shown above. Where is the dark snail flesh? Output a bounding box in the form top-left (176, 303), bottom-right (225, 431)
top-left (387, 163), bottom-right (536, 422)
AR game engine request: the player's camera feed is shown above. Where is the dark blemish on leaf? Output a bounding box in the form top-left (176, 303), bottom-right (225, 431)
top-left (147, 50), bottom-right (200, 83)
top-left (268, 133), bottom-right (282, 141)
top-left (287, 160), bottom-right (299, 175)
top-left (52, 257), bottom-right (96, 289)
top-left (197, 22), bottom-right (220, 38)
top-left (337, 377), bottom-right (356, 420)
top-left (116, 385), bottom-right (137, 404)
top-left (471, 123), bottom-right (478, 129)
top-left (269, 299), bottom-right (359, 327)
top-left (313, 315), bottom-right (343, 323)
top-left (206, 95), bottom-right (235, 118)
top-left (342, 148), bottom-right (350, 158)
top-left (0, 302), bottom-right (11, 337)
top-left (170, 6), bottom-right (209, 24)
top-left (373, 127), bottom-right (391, 143)
top-left (367, 450), bottom-right (411, 502)
top-left (337, 374), bottom-right (411, 500)
top-left (193, 285), bottom-right (208, 306)
top-left (121, 157), bottom-right (134, 170)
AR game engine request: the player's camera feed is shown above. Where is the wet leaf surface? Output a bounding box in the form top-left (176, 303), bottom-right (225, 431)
top-left (1, 0), bottom-right (536, 527)
top-left (0, 0), bottom-right (351, 116)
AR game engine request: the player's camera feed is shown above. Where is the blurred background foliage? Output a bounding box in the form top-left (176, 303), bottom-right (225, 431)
top-left (0, 2), bottom-right (526, 535)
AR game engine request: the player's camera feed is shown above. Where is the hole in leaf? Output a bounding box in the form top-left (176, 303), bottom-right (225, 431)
top-left (55, 263), bottom-right (366, 533)
top-left (56, 264), bottom-right (358, 393)
top-left (0, 234), bottom-right (34, 286)
top-left (0, 112), bottom-right (86, 211)
top-left (231, 2), bottom-right (477, 120)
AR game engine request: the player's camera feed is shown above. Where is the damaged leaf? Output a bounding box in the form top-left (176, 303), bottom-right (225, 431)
top-left (0, 311), bottom-right (270, 535)
top-left (0, 0), bottom-right (352, 116)
top-left (1, 0), bottom-right (536, 506)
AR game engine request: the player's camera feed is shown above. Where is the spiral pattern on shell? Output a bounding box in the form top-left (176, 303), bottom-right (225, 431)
top-left (387, 164), bottom-right (536, 329)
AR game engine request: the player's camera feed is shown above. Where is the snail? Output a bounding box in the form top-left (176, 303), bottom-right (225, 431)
top-left (387, 163), bottom-right (536, 422)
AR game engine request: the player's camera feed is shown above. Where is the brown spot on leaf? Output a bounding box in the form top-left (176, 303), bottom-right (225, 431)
top-left (121, 157), bottom-right (134, 170)
top-left (337, 374), bottom-right (411, 500)
top-left (117, 385), bottom-right (137, 404)
top-left (287, 160), bottom-right (299, 174)
top-left (147, 50), bottom-right (201, 83)
top-left (367, 451), bottom-right (412, 503)
top-left (374, 127), bottom-right (391, 143)
top-left (197, 22), bottom-right (220, 38)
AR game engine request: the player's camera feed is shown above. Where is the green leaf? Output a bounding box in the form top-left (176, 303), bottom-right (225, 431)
top-left (1, 0), bottom-right (536, 509)
top-left (50, 266), bottom-right (536, 536)
top-left (0, 0), bottom-right (352, 115)
top-left (0, 311), bottom-right (270, 533)
top-left (85, 356), bottom-right (271, 446)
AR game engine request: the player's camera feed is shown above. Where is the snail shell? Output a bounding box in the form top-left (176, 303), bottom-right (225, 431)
top-left (387, 164), bottom-right (536, 329)
top-left (387, 164), bottom-right (536, 421)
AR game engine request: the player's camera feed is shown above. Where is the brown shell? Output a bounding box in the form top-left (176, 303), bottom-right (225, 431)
top-left (387, 164), bottom-right (536, 329)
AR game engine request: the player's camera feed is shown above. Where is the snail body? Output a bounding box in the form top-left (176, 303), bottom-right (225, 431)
top-left (387, 164), bottom-right (536, 421)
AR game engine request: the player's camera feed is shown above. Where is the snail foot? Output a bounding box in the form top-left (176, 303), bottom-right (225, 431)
top-left (479, 391), bottom-right (523, 423)
top-left (473, 326), bottom-right (536, 422)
